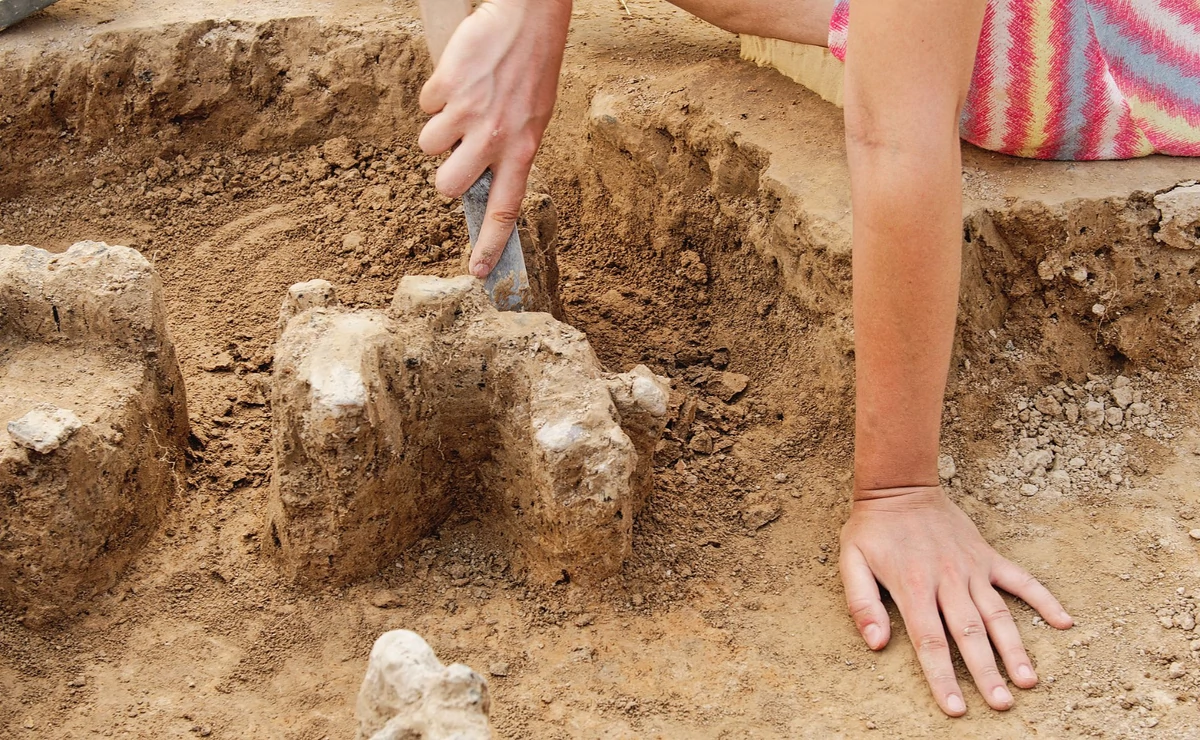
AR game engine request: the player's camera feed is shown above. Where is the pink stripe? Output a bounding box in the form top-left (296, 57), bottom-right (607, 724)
top-left (1002, 0), bottom-right (1038, 153)
top-left (1105, 56), bottom-right (1200, 127)
top-left (1095, 0), bottom-right (1200, 79)
top-left (1036, 0), bottom-right (1072, 159)
top-left (964, 1), bottom-right (998, 146)
top-left (1076, 30), bottom-right (1111, 160)
top-left (1153, 0), bottom-right (1200, 35)
top-left (1112, 108), bottom-right (1145, 158)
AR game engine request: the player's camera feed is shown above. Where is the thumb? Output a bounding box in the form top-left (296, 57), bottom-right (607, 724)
top-left (839, 545), bottom-right (892, 650)
top-left (469, 166), bottom-right (526, 278)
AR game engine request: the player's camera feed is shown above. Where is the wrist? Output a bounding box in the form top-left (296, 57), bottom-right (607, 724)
top-left (851, 484), bottom-right (944, 504)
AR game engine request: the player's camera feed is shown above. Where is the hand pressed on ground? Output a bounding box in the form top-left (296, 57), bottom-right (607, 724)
top-left (839, 486), bottom-right (1073, 716)
top-left (418, 0), bottom-right (571, 278)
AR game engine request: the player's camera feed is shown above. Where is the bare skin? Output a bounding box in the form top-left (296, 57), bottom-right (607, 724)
top-left (417, 0), bottom-right (1073, 716)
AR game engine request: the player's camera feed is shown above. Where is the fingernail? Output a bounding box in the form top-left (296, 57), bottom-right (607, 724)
top-left (470, 262), bottom-right (487, 278)
top-left (1017, 664), bottom-right (1036, 682)
top-left (992, 686), bottom-right (1013, 706)
top-left (863, 623), bottom-right (881, 647)
top-left (947, 694), bottom-right (965, 714)
top-left (1058, 610), bottom-right (1073, 626)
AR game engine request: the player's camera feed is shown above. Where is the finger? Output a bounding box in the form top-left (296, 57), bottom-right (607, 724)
top-left (897, 593), bottom-right (967, 716)
top-left (838, 545), bottom-right (891, 650)
top-left (469, 163), bottom-right (528, 278)
top-left (940, 585), bottom-right (1013, 711)
top-left (435, 136), bottom-right (491, 199)
top-left (420, 75), bottom-right (450, 116)
top-left (992, 558), bottom-right (1073, 630)
top-left (418, 110), bottom-right (467, 157)
top-left (970, 578), bottom-right (1038, 689)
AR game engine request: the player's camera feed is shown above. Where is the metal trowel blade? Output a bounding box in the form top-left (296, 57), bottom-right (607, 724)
top-left (462, 170), bottom-right (530, 312)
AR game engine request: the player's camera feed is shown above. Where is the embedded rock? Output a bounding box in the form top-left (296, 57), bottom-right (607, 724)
top-left (0, 242), bottom-right (188, 624)
top-left (266, 275), bottom-right (669, 585)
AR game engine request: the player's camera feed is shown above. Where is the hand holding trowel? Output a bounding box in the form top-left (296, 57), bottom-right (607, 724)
top-left (417, 0), bottom-right (534, 312)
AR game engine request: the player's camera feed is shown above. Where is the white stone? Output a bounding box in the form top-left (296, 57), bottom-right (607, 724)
top-left (7, 404), bottom-right (82, 454)
top-left (356, 630), bottom-right (492, 740)
top-left (937, 454), bottom-right (957, 481)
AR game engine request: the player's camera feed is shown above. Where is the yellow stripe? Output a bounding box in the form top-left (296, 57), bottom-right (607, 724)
top-left (1024, 0), bottom-right (1056, 153)
top-left (1123, 89), bottom-right (1200, 150)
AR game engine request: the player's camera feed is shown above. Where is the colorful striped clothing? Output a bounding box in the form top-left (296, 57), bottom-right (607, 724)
top-left (828, 0), bottom-right (1200, 160)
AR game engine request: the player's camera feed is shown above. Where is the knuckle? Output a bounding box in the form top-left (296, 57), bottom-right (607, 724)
top-left (975, 666), bottom-right (1002, 680)
top-left (984, 606), bottom-right (1014, 624)
top-left (915, 634), bottom-right (950, 654)
top-left (847, 599), bottom-right (878, 622)
top-left (960, 619), bottom-right (986, 636)
top-left (488, 206), bottom-right (521, 226)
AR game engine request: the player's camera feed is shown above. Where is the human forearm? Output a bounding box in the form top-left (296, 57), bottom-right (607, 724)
top-left (841, 0), bottom-right (981, 496)
top-left (848, 139), bottom-right (962, 495)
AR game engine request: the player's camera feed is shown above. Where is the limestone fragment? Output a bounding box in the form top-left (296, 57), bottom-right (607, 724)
top-left (937, 454), bottom-right (956, 481)
top-left (1153, 183), bottom-right (1200, 251)
top-left (1083, 401), bottom-right (1105, 427)
top-left (1, 242), bottom-right (188, 624)
top-left (7, 404), bottom-right (82, 454)
top-left (267, 276), bottom-right (669, 585)
top-left (1110, 385), bottom-right (1133, 410)
top-left (356, 630), bottom-right (492, 740)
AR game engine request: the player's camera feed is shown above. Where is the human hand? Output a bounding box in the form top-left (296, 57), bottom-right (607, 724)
top-left (418, 0), bottom-right (571, 278)
top-left (839, 486), bottom-right (1073, 716)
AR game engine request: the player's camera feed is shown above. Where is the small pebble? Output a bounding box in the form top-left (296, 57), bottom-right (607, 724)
top-left (1189, 529), bottom-right (1200, 541)
top-left (488, 662), bottom-right (510, 677)
top-left (1020, 483), bottom-right (1039, 497)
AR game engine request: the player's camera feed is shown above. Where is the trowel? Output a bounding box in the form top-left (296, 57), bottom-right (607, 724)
top-left (0, 0), bottom-right (61, 32)
top-left (419, 0), bottom-right (531, 312)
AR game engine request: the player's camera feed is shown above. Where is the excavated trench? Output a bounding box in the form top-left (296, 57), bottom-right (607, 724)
top-left (3, 14), bottom-right (1200, 738)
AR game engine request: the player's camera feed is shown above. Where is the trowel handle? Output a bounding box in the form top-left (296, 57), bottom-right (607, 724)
top-left (419, 0), bottom-right (475, 64)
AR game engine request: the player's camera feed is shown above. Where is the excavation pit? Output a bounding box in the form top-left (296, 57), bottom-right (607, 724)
top-left (2, 5), bottom-right (1200, 738)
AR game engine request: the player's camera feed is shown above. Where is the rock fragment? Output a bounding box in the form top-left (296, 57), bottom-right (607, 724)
top-left (1083, 401), bottom-right (1105, 427)
top-left (356, 630), bottom-right (491, 740)
top-left (937, 454), bottom-right (957, 482)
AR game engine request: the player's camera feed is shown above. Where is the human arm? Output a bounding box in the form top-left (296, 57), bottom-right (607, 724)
top-left (418, 0), bottom-right (572, 277)
top-left (837, 0), bottom-right (1073, 716)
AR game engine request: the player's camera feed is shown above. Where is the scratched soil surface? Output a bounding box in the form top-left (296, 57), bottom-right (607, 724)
top-left (1, 1), bottom-right (1199, 738)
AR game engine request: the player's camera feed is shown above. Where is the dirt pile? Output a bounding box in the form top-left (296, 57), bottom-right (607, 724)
top-left (267, 275), bottom-right (670, 586)
top-left (0, 241), bottom-right (187, 624)
top-left (356, 630), bottom-right (492, 740)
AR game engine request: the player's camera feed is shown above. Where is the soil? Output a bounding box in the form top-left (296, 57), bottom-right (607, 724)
top-left (2, 1), bottom-right (1199, 739)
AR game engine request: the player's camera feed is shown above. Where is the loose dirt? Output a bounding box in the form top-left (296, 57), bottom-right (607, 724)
top-left (1, 1), bottom-right (1198, 738)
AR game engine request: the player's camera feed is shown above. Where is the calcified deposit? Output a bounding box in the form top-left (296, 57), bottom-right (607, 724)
top-left (0, 242), bottom-right (187, 625)
top-left (266, 275), bottom-right (670, 585)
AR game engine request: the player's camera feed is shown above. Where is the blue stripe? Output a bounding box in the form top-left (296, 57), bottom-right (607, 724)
top-left (1062, 0), bottom-right (1093, 160)
top-left (1086, 1), bottom-right (1200, 107)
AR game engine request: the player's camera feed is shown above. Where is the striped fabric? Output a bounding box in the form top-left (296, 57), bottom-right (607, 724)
top-left (828, 0), bottom-right (1200, 160)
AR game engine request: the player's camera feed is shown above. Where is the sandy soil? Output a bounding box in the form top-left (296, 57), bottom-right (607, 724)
top-left (1, 1), bottom-right (1199, 738)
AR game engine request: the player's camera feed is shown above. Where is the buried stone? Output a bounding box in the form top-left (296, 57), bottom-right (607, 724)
top-left (266, 276), bottom-right (669, 585)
